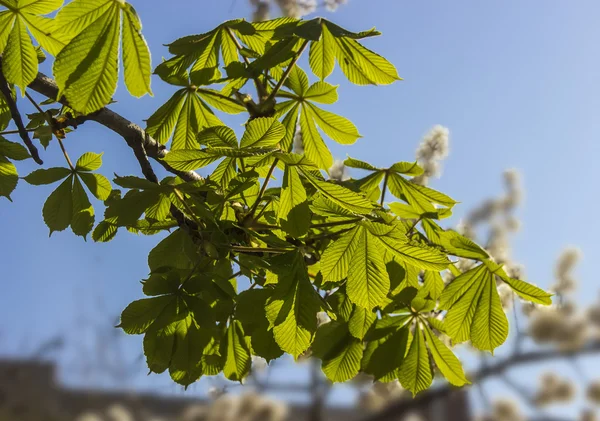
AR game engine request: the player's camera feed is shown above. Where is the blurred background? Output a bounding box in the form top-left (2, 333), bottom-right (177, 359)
top-left (2, 1), bottom-right (600, 421)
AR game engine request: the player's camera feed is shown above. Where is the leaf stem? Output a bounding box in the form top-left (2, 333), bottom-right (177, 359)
top-left (310, 217), bottom-right (362, 229)
top-left (225, 26), bottom-right (267, 100)
top-left (380, 170), bottom-right (389, 206)
top-left (174, 188), bottom-right (203, 228)
top-left (230, 245), bottom-right (292, 254)
top-left (0, 128), bottom-right (36, 135)
top-left (247, 158), bottom-right (278, 218)
top-left (265, 39), bottom-right (310, 105)
top-left (25, 91), bottom-right (76, 170)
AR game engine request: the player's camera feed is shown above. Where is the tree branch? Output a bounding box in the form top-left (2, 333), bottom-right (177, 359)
top-left (0, 62), bottom-right (43, 164)
top-left (26, 71), bottom-right (202, 183)
top-left (360, 340), bottom-right (600, 421)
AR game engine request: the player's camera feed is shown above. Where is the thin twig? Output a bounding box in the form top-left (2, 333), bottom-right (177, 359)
top-left (0, 64), bottom-right (43, 164)
top-left (26, 91), bottom-right (75, 170)
top-left (265, 39), bottom-right (310, 105)
top-left (380, 170), bottom-right (389, 206)
top-left (0, 128), bottom-right (36, 135)
top-left (310, 217), bottom-right (363, 229)
top-left (230, 245), bottom-right (292, 254)
top-left (247, 158), bottom-right (278, 218)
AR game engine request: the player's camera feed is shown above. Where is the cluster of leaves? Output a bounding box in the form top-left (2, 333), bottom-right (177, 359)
top-left (0, 5), bottom-right (552, 397)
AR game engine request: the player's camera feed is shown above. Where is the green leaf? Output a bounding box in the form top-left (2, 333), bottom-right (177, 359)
top-left (322, 337), bottom-right (363, 383)
top-left (145, 89), bottom-right (187, 144)
top-left (377, 236), bottom-right (450, 271)
top-left (0, 137), bottom-right (30, 160)
top-left (320, 227), bottom-right (360, 283)
top-left (53, 0), bottom-right (152, 112)
top-left (300, 169), bottom-right (374, 214)
top-left (348, 306), bottom-right (376, 340)
top-left (298, 104), bottom-right (332, 170)
top-left (71, 175), bottom-right (94, 238)
top-left (143, 298), bottom-right (186, 374)
top-left (334, 36), bottom-right (401, 86)
top-left (284, 65), bottom-right (309, 96)
top-left (278, 165), bottom-right (309, 237)
top-left (361, 318), bottom-right (410, 380)
top-left (119, 295), bottom-right (175, 334)
top-left (162, 150), bottom-right (221, 172)
top-left (169, 323), bottom-right (209, 387)
top-left (344, 156), bottom-right (379, 171)
top-left (239, 117), bottom-right (285, 149)
top-left (388, 173), bottom-right (456, 213)
top-left (304, 81), bottom-right (338, 104)
top-left (416, 270), bottom-right (445, 301)
top-left (92, 220), bottom-right (117, 242)
top-left (121, 4), bottom-right (152, 98)
top-left (24, 167), bottom-right (71, 185)
top-left (494, 265), bottom-right (552, 305)
top-left (347, 226), bottom-right (390, 310)
top-left (197, 125), bottom-right (238, 148)
top-left (440, 265), bottom-right (509, 352)
top-left (197, 89), bottom-right (245, 114)
top-left (148, 229), bottom-right (196, 272)
top-left (53, 3), bottom-right (120, 113)
top-left (399, 328), bottom-right (432, 396)
top-left (3, 16), bottom-right (38, 92)
top-left (390, 161), bottom-right (423, 176)
top-left (42, 175), bottom-right (73, 234)
top-left (75, 152), bottom-right (103, 172)
top-left (0, 155), bottom-right (18, 200)
top-left (172, 90), bottom-right (219, 150)
top-left (306, 103), bottom-right (360, 145)
top-left (222, 320), bottom-right (251, 382)
top-left (265, 252), bottom-right (323, 358)
top-left (112, 175), bottom-right (159, 190)
top-left (471, 272), bottom-right (509, 352)
top-left (309, 23), bottom-right (335, 80)
top-left (422, 324), bottom-right (469, 387)
top-left (79, 172), bottom-right (111, 201)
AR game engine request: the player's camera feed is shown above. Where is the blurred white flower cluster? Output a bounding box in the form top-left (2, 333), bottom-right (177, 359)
top-left (249, 0), bottom-right (348, 20)
top-left (357, 380), bottom-right (411, 412)
top-left (475, 399), bottom-right (525, 421)
top-left (533, 373), bottom-right (576, 406)
top-left (412, 125), bottom-right (450, 186)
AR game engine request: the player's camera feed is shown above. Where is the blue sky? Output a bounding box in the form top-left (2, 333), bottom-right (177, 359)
top-left (2, 0), bottom-right (599, 415)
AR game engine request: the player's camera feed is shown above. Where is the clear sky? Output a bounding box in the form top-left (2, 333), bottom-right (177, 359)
top-left (1, 0), bottom-right (599, 416)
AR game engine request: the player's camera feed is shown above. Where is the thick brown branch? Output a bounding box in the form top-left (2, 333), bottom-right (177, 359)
top-left (26, 71), bottom-right (202, 183)
top-left (360, 340), bottom-right (600, 421)
top-left (0, 62), bottom-right (43, 164)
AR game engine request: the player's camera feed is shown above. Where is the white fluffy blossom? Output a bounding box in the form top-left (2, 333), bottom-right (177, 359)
top-left (491, 399), bottom-right (524, 421)
top-left (587, 381), bottom-right (600, 404)
top-left (534, 373), bottom-right (576, 406)
top-left (497, 283), bottom-right (514, 311)
top-left (324, 0), bottom-right (348, 12)
top-left (552, 247), bottom-right (582, 294)
top-left (106, 405), bottom-right (134, 421)
top-left (328, 159), bottom-right (349, 181)
top-left (274, 0), bottom-right (317, 17)
top-left (581, 410), bottom-right (597, 421)
top-left (292, 125), bottom-right (304, 154)
top-left (412, 125), bottom-right (450, 185)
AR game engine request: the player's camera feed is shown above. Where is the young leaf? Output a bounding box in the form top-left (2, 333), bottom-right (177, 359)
top-left (399, 328), bottom-right (433, 396)
top-left (265, 252), bottom-right (323, 358)
top-left (0, 155), bottom-right (18, 200)
top-left (75, 152), bottom-right (103, 172)
top-left (239, 117), bottom-right (285, 149)
top-left (347, 226), bottom-right (390, 310)
top-left (308, 23), bottom-right (335, 80)
top-left (278, 165), bottom-right (310, 237)
top-left (78, 172), bottom-right (111, 201)
top-left (320, 227), bottom-right (360, 282)
top-left (422, 324), bottom-right (469, 387)
top-left (42, 175), bottom-right (73, 234)
top-left (24, 167), bottom-right (71, 185)
top-left (119, 295), bottom-right (175, 334)
top-left (222, 320), bottom-right (251, 382)
top-left (348, 306), bottom-right (377, 340)
top-left (53, 0), bottom-right (152, 112)
top-left (121, 4), bottom-right (153, 98)
top-left (71, 175), bottom-right (94, 238)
